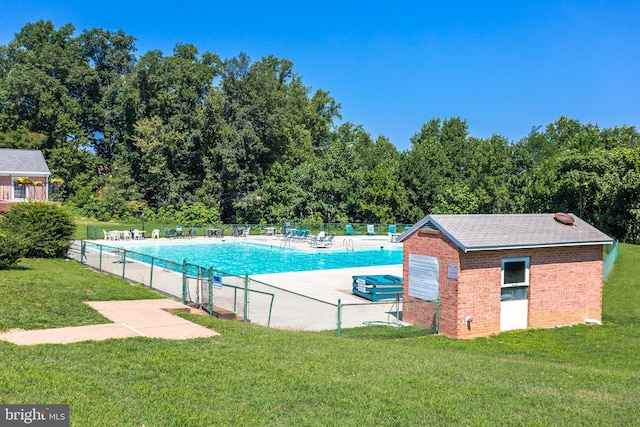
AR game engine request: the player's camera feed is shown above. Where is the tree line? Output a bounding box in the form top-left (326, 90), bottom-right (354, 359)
top-left (1, 21), bottom-right (639, 243)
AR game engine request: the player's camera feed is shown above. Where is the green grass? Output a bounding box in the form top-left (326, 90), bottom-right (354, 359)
top-left (1, 248), bottom-right (640, 426)
top-left (0, 259), bottom-right (162, 331)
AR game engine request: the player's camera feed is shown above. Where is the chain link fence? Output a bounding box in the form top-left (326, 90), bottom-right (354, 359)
top-left (69, 240), bottom-right (438, 335)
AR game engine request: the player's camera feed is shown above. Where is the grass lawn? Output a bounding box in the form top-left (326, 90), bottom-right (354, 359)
top-left (1, 246), bottom-right (639, 426)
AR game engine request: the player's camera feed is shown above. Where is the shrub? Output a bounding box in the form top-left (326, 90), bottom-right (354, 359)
top-left (0, 202), bottom-right (75, 258)
top-left (0, 232), bottom-right (25, 269)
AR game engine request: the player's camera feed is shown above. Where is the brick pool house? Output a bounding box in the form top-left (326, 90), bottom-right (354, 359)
top-left (398, 213), bottom-right (613, 339)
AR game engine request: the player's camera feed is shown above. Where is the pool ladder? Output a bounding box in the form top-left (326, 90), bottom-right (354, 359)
top-left (343, 238), bottom-right (354, 251)
top-left (280, 236), bottom-right (292, 249)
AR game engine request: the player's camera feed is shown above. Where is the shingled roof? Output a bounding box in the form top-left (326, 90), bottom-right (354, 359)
top-left (398, 213), bottom-right (613, 252)
top-left (0, 149), bottom-right (50, 175)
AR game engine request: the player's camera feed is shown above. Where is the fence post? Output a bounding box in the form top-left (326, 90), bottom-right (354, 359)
top-left (437, 299), bottom-right (441, 334)
top-left (80, 241), bottom-right (86, 264)
top-left (208, 267), bottom-right (214, 315)
top-left (99, 245), bottom-right (103, 272)
top-left (243, 275), bottom-right (249, 323)
top-left (182, 260), bottom-right (187, 304)
top-left (121, 250), bottom-right (126, 279)
top-left (336, 298), bottom-right (342, 337)
top-left (149, 257), bottom-right (154, 290)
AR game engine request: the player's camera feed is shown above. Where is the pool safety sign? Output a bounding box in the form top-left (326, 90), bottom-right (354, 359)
top-left (213, 276), bottom-right (223, 290)
top-left (408, 254), bottom-right (439, 300)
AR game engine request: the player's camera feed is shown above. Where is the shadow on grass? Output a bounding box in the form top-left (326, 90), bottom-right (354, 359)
top-left (3, 264), bottom-right (31, 271)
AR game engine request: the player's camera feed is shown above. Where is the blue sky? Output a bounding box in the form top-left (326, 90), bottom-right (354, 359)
top-left (1, 1), bottom-right (638, 150)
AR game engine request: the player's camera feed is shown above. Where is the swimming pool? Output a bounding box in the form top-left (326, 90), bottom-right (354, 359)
top-left (106, 240), bottom-right (402, 276)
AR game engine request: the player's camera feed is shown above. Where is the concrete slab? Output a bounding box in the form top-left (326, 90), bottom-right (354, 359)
top-left (251, 264), bottom-right (403, 304)
top-left (0, 299), bottom-right (218, 346)
top-left (0, 323), bottom-right (141, 345)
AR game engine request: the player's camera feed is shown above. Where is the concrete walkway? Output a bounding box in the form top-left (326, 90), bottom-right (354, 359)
top-left (0, 299), bottom-right (218, 345)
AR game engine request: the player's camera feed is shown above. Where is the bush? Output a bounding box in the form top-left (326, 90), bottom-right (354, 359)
top-left (0, 202), bottom-right (75, 258)
top-left (0, 232), bottom-right (25, 269)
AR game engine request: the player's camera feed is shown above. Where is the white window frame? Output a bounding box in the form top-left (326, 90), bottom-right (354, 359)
top-left (13, 181), bottom-right (27, 199)
top-left (501, 257), bottom-right (530, 288)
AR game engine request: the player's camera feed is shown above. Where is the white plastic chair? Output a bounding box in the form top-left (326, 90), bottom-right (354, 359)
top-left (151, 229), bottom-right (160, 239)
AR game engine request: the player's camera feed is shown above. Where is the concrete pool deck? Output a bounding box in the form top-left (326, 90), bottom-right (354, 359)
top-left (91, 233), bottom-right (407, 331)
top-left (233, 234), bottom-right (406, 331)
top-left (1, 234), bottom-right (407, 344)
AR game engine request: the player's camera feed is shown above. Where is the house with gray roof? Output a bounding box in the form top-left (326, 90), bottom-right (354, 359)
top-left (398, 213), bottom-right (614, 338)
top-left (0, 149), bottom-right (51, 206)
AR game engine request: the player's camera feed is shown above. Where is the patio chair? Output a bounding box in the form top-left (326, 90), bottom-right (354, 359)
top-left (103, 229), bottom-right (109, 240)
top-left (345, 224), bottom-right (362, 236)
top-left (187, 227), bottom-right (198, 238)
top-left (313, 233), bottom-right (335, 248)
top-left (151, 229), bottom-right (160, 239)
top-left (309, 231), bottom-right (325, 247)
top-left (241, 227), bottom-right (251, 238)
top-left (132, 229), bottom-right (142, 240)
top-left (164, 228), bottom-right (176, 238)
top-left (322, 233), bottom-right (335, 248)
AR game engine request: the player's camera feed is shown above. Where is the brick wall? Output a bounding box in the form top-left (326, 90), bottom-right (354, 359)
top-left (402, 230), bottom-right (460, 336)
top-left (403, 230), bottom-right (604, 338)
top-left (527, 245), bottom-right (603, 328)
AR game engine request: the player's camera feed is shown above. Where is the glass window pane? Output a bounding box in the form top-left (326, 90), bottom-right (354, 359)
top-left (513, 287), bottom-right (528, 300)
top-left (501, 288), bottom-right (513, 301)
top-left (504, 261), bottom-right (525, 284)
top-left (501, 286), bottom-right (528, 301)
top-left (13, 183), bottom-right (26, 199)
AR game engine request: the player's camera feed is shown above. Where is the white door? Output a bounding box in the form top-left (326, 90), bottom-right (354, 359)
top-left (500, 299), bottom-right (528, 331)
top-left (500, 257), bottom-right (530, 332)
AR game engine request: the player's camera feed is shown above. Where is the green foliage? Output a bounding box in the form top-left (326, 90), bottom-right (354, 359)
top-left (174, 202), bottom-right (221, 225)
top-left (0, 202), bottom-right (75, 258)
top-left (0, 232), bottom-right (25, 269)
top-left (3, 21), bottom-right (640, 242)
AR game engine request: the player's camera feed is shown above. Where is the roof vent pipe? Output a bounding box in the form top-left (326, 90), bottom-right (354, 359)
top-left (554, 212), bottom-right (575, 226)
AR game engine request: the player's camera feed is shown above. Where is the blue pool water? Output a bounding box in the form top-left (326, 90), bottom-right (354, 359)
top-left (104, 240), bottom-right (402, 276)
